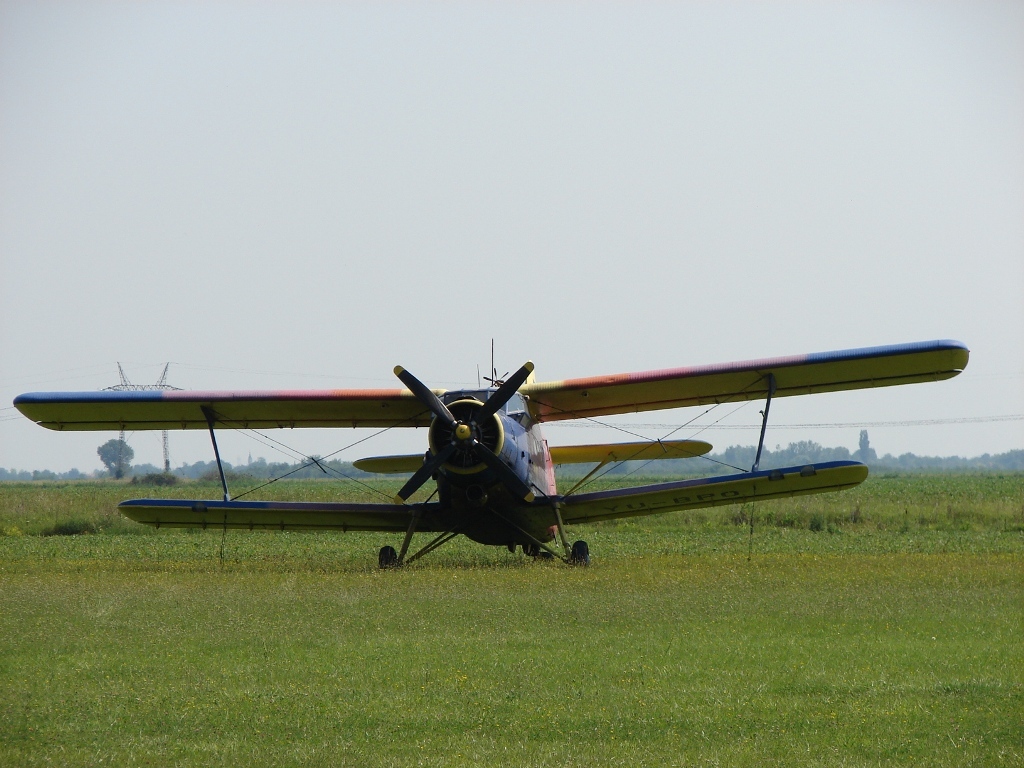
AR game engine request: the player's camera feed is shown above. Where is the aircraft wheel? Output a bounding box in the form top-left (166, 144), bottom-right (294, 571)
top-left (378, 545), bottom-right (399, 569)
top-left (538, 551), bottom-right (555, 561)
top-left (522, 542), bottom-right (540, 557)
top-left (569, 540), bottom-right (590, 566)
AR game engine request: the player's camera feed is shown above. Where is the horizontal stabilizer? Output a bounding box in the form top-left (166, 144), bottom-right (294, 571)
top-left (549, 440), bottom-right (712, 465)
top-left (119, 498), bottom-right (442, 532)
top-left (353, 454), bottom-right (425, 474)
top-left (559, 461), bottom-right (868, 524)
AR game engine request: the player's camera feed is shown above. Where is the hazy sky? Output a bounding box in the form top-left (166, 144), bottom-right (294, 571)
top-left (2, 1), bottom-right (1022, 474)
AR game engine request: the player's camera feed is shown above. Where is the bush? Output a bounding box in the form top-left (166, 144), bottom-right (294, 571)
top-left (131, 472), bottom-right (179, 486)
top-left (809, 514), bottom-right (824, 532)
top-left (41, 520), bottom-right (99, 536)
top-left (199, 469), bottom-right (258, 485)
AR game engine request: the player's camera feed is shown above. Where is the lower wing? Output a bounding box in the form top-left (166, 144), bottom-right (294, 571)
top-left (119, 499), bottom-right (443, 532)
top-left (559, 461), bottom-right (868, 524)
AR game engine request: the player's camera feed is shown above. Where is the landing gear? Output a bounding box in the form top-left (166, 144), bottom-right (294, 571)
top-left (569, 540), bottom-right (590, 566)
top-left (378, 545), bottom-right (399, 569)
top-left (382, 534), bottom-right (585, 567)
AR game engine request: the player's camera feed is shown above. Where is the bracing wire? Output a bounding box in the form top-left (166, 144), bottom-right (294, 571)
top-left (532, 373), bottom-right (771, 496)
top-left (565, 398), bottom-right (756, 495)
top-left (201, 407), bottom-right (431, 503)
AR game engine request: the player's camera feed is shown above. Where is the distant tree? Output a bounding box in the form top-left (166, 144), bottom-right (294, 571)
top-left (97, 439), bottom-right (134, 479)
top-left (854, 430), bottom-right (877, 463)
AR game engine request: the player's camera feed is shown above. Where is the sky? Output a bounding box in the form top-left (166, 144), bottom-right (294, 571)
top-left (1, 1), bottom-right (1022, 475)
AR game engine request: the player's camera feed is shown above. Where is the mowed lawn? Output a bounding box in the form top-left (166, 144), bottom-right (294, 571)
top-left (1, 477), bottom-right (1022, 766)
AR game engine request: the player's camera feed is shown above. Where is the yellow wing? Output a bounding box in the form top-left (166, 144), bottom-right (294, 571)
top-left (522, 340), bottom-right (968, 422)
top-left (14, 388), bottom-right (436, 431)
top-left (119, 498), bottom-right (442, 532)
top-left (353, 454), bottom-right (426, 474)
top-left (560, 461), bottom-right (869, 524)
top-left (549, 440), bottom-right (712, 464)
top-left (354, 440), bottom-right (713, 474)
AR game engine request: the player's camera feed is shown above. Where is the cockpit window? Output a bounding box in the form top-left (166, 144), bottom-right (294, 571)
top-left (441, 390), bottom-right (528, 421)
top-left (504, 393), bottom-right (525, 414)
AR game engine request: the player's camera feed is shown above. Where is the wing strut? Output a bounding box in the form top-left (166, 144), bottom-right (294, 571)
top-left (201, 406), bottom-right (230, 502)
top-left (562, 458), bottom-right (612, 497)
top-left (751, 373), bottom-right (776, 473)
top-left (403, 527), bottom-right (464, 565)
top-left (396, 507), bottom-right (424, 565)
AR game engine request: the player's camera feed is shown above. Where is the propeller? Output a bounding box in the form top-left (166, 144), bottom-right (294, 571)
top-left (393, 443), bottom-right (456, 503)
top-left (475, 361), bottom-right (534, 421)
top-left (393, 361), bottom-right (535, 504)
top-left (394, 366), bottom-right (457, 429)
top-left (473, 439), bottom-right (535, 502)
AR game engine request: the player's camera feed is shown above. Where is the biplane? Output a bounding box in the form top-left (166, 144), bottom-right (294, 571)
top-left (14, 340), bottom-right (969, 567)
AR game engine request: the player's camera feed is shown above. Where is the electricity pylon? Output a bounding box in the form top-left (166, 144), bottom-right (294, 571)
top-left (104, 363), bottom-right (181, 472)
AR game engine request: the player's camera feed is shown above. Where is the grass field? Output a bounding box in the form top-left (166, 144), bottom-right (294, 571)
top-left (1, 474), bottom-right (1022, 766)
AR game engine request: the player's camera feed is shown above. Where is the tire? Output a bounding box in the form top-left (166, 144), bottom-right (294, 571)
top-left (378, 545), bottom-right (399, 569)
top-left (569, 540), bottom-right (590, 566)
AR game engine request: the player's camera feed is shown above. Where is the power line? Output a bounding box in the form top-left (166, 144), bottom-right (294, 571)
top-left (546, 414), bottom-right (1024, 430)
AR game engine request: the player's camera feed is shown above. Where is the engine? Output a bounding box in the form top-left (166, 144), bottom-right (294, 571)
top-left (426, 396), bottom-right (530, 490)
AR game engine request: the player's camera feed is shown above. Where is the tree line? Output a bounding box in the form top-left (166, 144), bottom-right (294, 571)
top-left (2, 431), bottom-right (1023, 482)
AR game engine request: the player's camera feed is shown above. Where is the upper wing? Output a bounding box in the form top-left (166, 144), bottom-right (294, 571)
top-left (13, 388), bottom-right (437, 431)
top-left (14, 340), bottom-right (968, 430)
top-left (522, 340), bottom-right (969, 422)
top-left (119, 498), bottom-right (445, 532)
top-left (559, 461), bottom-right (868, 524)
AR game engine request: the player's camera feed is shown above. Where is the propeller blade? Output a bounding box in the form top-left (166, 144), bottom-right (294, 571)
top-left (475, 442), bottom-right (535, 502)
top-left (395, 443), bottom-right (457, 503)
top-left (477, 361), bottom-right (534, 420)
top-left (394, 366), bottom-right (457, 428)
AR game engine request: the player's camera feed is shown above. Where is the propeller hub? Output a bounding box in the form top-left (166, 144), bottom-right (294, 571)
top-left (428, 398), bottom-right (503, 474)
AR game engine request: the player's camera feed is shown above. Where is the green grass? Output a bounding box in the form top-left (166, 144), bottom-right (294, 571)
top-left (2, 472), bottom-right (1022, 538)
top-left (1, 475), bottom-right (1022, 766)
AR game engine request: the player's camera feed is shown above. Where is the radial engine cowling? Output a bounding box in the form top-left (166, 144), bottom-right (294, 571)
top-left (427, 398), bottom-right (504, 476)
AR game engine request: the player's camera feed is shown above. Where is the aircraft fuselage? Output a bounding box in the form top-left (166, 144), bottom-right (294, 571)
top-left (431, 388), bottom-right (557, 547)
